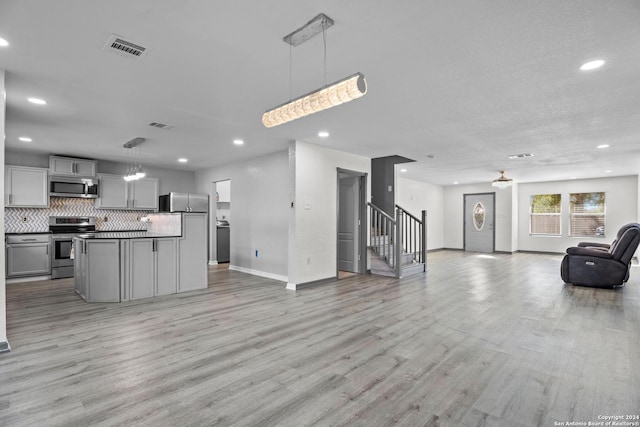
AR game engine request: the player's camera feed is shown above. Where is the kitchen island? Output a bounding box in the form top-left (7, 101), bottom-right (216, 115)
top-left (74, 212), bottom-right (208, 302)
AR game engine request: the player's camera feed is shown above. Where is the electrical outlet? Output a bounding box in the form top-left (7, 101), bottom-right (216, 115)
top-left (22, 216), bottom-right (28, 223)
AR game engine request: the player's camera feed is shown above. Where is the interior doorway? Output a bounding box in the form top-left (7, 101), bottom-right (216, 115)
top-left (213, 180), bottom-right (231, 264)
top-left (337, 168), bottom-right (367, 278)
top-left (463, 192), bottom-right (495, 253)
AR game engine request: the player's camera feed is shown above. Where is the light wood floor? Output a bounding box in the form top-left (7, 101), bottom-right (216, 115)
top-left (1, 251), bottom-right (639, 426)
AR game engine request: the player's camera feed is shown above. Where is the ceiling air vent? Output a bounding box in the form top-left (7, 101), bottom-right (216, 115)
top-left (104, 34), bottom-right (149, 59)
top-left (508, 153), bottom-right (534, 159)
top-left (149, 122), bottom-right (173, 130)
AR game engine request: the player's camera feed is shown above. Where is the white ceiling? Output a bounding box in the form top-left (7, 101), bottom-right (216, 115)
top-left (1, 0), bottom-right (639, 186)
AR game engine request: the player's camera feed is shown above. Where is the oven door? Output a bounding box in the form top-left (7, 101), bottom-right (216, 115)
top-left (51, 236), bottom-right (74, 268)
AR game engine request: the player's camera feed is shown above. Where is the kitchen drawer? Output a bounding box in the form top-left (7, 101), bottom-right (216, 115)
top-left (6, 234), bottom-right (50, 244)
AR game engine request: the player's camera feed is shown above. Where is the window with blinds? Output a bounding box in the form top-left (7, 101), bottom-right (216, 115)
top-left (530, 194), bottom-right (561, 235)
top-left (569, 192), bottom-right (605, 237)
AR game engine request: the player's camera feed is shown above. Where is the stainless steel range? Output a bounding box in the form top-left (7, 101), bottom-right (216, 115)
top-left (49, 216), bottom-right (96, 279)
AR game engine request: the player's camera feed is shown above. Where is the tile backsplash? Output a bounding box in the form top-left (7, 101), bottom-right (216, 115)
top-left (5, 198), bottom-right (150, 233)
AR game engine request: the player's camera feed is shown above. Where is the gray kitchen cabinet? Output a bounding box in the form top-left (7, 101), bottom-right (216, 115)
top-left (130, 178), bottom-right (158, 210)
top-left (49, 155), bottom-right (97, 177)
top-left (178, 213), bottom-right (208, 292)
top-left (128, 239), bottom-right (155, 299)
top-left (6, 234), bottom-right (51, 278)
top-left (74, 238), bottom-right (87, 300)
top-left (95, 173), bottom-right (128, 209)
top-left (122, 237), bottom-right (177, 300)
top-left (74, 239), bottom-right (120, 302)
top-left (96, 173), bottom-right (158, 210)
top-left (5, 166), bottom-right (49, 208)
top-left (156, 238), bottom-right (178, 295)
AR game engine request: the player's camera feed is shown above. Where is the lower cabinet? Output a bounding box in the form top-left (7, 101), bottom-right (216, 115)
top-left (178, 213), bottom-right (208, 292)
top-left (6, 235), bottom-right (51, 278)
top-left (74, 239), bottom-right (121, 302)
top-left (122, 238), bottom-right (177, 301)
top-left (156, 238), bottom-right (178, 295)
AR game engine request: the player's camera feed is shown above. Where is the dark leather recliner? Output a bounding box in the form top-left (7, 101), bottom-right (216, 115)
top-left (561, 223), bottom-right (640, 288)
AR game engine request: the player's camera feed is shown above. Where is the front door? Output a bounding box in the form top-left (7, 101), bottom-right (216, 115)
top-left (464, 193), bottom-right (495, 253)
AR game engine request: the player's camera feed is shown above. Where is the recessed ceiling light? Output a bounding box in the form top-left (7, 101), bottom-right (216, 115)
top-left (597, 144), bottom-right (610, 149)
top-left (233, 139), bottom-right (244, 145)
top-left (453, 181), bottom-right (459, 185)
top-left (0, 37), bottom-right (9, 47)
top-left (605, 170), bottom-right (612, 173)
top-left (19, 137), bottom-right (32, 142)
top-left (579, 59), bottom-right (605, 71)
top-left (28, 97), bottom-right (47, 105)
top-left (400, 168), bottom-right (407, 173)
top-left (318, 131), bottom-right (329, 138)
top-left (570, 176), bottom-right (577, 180)
top-left (178, 158), bottom-right (188, 163)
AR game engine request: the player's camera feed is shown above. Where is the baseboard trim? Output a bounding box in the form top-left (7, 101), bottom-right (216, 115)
top-left (6, 275), bottom-right (51, 284)
top-left (208, 260), bottom-right (218, 265)
top-left (516, 250), bottom-right (565, 255)
top-left (228, 265), bottom-right (287, 283)
top-left (0, 341), bottom-right (11, 354)
top-left (287, 276), bottom-right (338, 291)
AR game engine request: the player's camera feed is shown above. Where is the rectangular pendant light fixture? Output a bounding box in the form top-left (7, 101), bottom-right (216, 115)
top-left (262, 72), bottom-right (367, 128)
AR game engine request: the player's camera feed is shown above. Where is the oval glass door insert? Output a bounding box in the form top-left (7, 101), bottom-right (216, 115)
top-left (473, 202), bottom-right (485, 231)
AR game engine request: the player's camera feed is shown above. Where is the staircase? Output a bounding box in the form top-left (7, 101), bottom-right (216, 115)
top-left (368, 203), bottom-right (426, 278)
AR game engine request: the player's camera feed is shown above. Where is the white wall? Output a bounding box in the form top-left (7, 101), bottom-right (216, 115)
top-left (443, 183), bottom-right (515, 252)
top-left (517, 176), bottom-right (638, 253)
top-left (288, 141), bottom-right (371, 287)
top-left (1, 70), bottom-right (7, 347)
top-left (98, 160), bottom-right (196, 195)
top-left (5, 149), bottom-right (197, 195)
top-left (396, 176), bottom-right (444, 250)
top-left (195, 151), bottom-right (289, 281)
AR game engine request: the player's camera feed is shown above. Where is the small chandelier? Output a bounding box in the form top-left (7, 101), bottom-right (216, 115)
top-left (262, 13), bottom-right (367, 128)
top-left (492, 170), bottom-right (513, 189)
top-left (123, 137), bottom-right (146, 181)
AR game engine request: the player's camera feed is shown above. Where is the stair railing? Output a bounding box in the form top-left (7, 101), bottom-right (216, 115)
top-left (368, 203), bottom-right (399, 277)
top-left (395, 205), bottom-right (427, 272)
top-left (368, 203), bottom-right (427, 278)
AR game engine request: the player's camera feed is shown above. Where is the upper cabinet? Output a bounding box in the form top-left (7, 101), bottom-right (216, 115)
top-left (95, 174), bottom-right (128, 209)
top-left (96, 173), bottom-right (158, 210)
top-left (5, 166), bottom-right (49, 208)
top-left (216, 180), bottom-right (230, 202)
top-left (130, 178), bottom-right (159, 210)
top-left (49, 155), bottom-right (97, 177)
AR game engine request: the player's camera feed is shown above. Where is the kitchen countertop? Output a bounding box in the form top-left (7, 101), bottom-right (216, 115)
top-left (75, 231), bottom-right (181, 239)
top-left (5, 231), bottom-right (51, 235)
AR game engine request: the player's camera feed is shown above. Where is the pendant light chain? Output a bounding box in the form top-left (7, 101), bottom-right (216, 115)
top-left (289, 42), bottom-right (293, 101)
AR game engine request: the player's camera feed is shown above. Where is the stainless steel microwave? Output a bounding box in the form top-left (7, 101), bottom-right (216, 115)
top-left (49, 176), bottom-right (99, 198)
